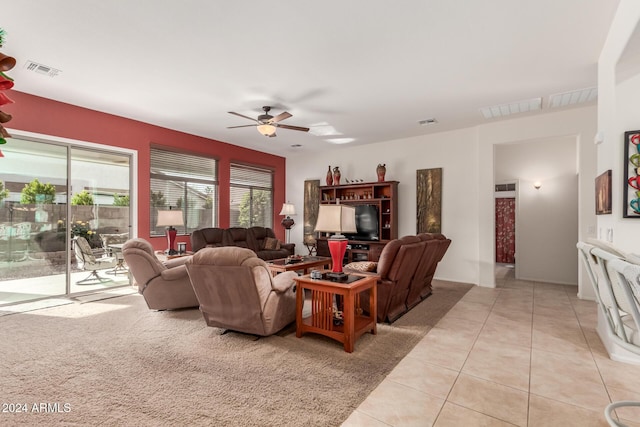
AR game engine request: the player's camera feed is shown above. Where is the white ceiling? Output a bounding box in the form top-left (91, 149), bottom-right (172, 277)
top-left (2, 1), bottom-right (619, 157)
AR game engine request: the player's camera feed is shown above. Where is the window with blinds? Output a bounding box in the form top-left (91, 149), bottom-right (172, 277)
top-left (229, 163), bottom-right (273, 228)
top-left (150, 148), bottom-right (218, 236)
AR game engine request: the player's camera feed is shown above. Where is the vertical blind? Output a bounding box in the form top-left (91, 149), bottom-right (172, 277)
top-left (150, 148), bottom-right (218, 235)
top-left (229, 163), bottom-right (273, 228)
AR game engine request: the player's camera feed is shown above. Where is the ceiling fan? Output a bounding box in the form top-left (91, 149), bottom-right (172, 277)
top-left (227, 106), bottom-right (309, 137)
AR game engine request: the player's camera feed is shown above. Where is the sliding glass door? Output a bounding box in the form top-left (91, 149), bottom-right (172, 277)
top-left (0, 137), bottom-right (132, 306)
top-left (0, 139), bottom-right (68, 304)
top-left (69, 147), bottom-right (131, 293)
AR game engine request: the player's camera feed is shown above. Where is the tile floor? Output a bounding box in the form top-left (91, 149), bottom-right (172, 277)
top-left (342, 266), bottom-right (640, 427)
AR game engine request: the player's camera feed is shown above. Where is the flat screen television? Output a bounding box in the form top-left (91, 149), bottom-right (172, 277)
top-left (344, 204), bottom-right (379, 241)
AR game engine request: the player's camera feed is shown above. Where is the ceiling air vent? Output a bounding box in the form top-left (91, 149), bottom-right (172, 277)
top-left (495, 183), bottom-right (516, 192)
top-left (480, 98), bottom-right (541, 119)
top-left (548, 87), bottom-right (597, 108)
top-left (418, 118), bottom-right (438, 126)
top-left (24, 60), bottom-right (61, 77)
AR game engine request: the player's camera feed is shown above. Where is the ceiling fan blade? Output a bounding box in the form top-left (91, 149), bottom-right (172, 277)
top-left (227, 124), bottom-right (258, 129)
top-left (276, 124), bottom-right (310, 132)
top-left (228, 111), bottom-right (258, 122)
top-left (270, 112), bottom-right (292, 123)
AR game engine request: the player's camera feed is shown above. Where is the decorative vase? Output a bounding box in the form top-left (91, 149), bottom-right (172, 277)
top-left (332, 166), bottom-right (341, 186)
top-left (326, 166), bottom-right (333, 186)
top-left (376, 164), bottom-right (386, 182)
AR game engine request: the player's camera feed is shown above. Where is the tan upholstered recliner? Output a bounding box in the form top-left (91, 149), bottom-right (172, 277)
top-left (185, 247), bottom-right (297, 336)
top-left (122, 238), bottom-right (199, 310)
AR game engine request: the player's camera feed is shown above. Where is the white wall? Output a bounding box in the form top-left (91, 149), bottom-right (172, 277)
top-left (286, 106), bottom-right (597, 295)
top-left (597, 0), bottom-right (640, 255)
top-left (592, 0), bottom-right (640, 363)
top-left (495, 137), bottom-right (579, 285)
top-left (287, 127), bottom-right (480, 286)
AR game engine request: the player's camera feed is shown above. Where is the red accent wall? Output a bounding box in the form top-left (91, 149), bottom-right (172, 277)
top-left (2, 90), bottom-right (287, 251)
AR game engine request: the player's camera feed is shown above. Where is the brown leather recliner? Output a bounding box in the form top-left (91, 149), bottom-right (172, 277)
top-left (221, 227), bottom-right (254, 250)
top-left (190, 226), bottom-right (294, 261)
top-left (190, 227), bottom-right (229, 252)
top-left (122, 238), bottom-right (199, 310)
top-left (185, 247), bottom-right (298, 336)
top-left (346, 235), bottom-right (425, 323)
top-left (379, 235), bottom-right (425, 322)
top-left (248, 226), bottom-right (295, 260)
top-left (405, 236), bottom-right (440, 309)
top-left (419, 233), bottom-right (451, 299)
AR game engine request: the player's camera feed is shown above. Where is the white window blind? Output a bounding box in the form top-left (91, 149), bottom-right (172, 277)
top-left (229, 163), bottom-right (273, 228)
top-left (150, 148), bottom-right (218, 235)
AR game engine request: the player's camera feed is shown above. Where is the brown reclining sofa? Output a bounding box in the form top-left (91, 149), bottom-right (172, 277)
top-left (190, 226), bottom-right (295, 261)
top-left (343, 233), bottom-right (451, 323)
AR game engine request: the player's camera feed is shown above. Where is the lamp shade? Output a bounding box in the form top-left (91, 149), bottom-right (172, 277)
top-left (315, 205), bottom-right (356, 276)
top-left (314, 205), bottom-right (357, 236)
top-left (279, 203), bottom-right (296, 216)
top-left (156, 210), bottom-right (184, 227)
top-left (257, 124), bottom-right (276, 137)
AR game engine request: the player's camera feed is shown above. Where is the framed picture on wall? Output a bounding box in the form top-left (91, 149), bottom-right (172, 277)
top-left (416, 167), bottom-right (442, 233)
top-left (595, 169), bottom-right (612, 215)
top-left (623, 130), bottom-right (640, 218)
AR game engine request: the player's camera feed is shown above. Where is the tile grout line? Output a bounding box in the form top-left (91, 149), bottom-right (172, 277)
top-left (564, 283), bottom-right (619, 423)
top-left (432, 286), bottom-right (504, 426)
top-left (525, 283), bottom-right (537, 426)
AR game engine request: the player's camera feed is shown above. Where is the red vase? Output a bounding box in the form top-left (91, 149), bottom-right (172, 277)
top-left (332, 167), bottom-right (341, 186)
top-left (326, 166), bottom-right (333, 186)
top-left (376, 164), bottom-right (386, 182)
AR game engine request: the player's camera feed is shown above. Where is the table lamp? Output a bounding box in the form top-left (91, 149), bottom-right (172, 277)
top-left (314, 204), bottom-right (356, 279)
top-left (156, 209), bottom-right (184, 255)
top-left (279, 202), bottom-right (296, 243)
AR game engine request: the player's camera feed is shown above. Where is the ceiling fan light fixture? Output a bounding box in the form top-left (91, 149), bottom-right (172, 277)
top-left (257, 124), bottom-right (276, 137)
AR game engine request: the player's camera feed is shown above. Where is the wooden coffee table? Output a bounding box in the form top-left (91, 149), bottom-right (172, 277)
top-left (294, 272), bottom-right (377, 353)
top-left (267, 256), bottom-right (332, 276)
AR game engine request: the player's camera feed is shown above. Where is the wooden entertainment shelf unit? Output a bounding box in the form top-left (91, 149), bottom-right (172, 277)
top-left (316, 181), bottom-right (398, 262)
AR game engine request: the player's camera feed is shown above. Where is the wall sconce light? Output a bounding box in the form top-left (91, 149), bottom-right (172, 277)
top-left (534, 181), bottom-right (542, 190)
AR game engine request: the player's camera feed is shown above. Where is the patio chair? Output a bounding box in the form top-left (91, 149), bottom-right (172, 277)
top-left (600, 259), bottom-right (640, 427)
top-left (577, 242), bottom-right (625, 339)
top-left (591, 248), bottom-right (640, 354)
top-left (0, 223), bottom-right (9, 260)
top-left (605, 400), bottom-right (640, 426)
top-left (13, 222), bottom-right (39, 261)
top-left (603, 256), bottom-right (640, 354)
top-left (73, 236), bottom-right (117, 284)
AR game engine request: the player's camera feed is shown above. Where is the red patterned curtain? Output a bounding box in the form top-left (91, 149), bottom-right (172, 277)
top-left (495, 198), bottom-right (515, 263)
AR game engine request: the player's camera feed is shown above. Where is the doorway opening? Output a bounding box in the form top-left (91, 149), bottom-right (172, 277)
top-left (495, 182), bottom-right (516, 281)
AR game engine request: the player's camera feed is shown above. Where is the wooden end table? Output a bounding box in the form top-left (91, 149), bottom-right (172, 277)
top-left (267, 256), bottom-right (332, 277)
top-left (294, 272), bottom-right (377, 353)
top-left (155, 250), bottom-right (194, 263)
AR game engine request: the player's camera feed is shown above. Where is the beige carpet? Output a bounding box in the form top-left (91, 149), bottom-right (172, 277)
top-left (0, 280), bottom-right (472, 426)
